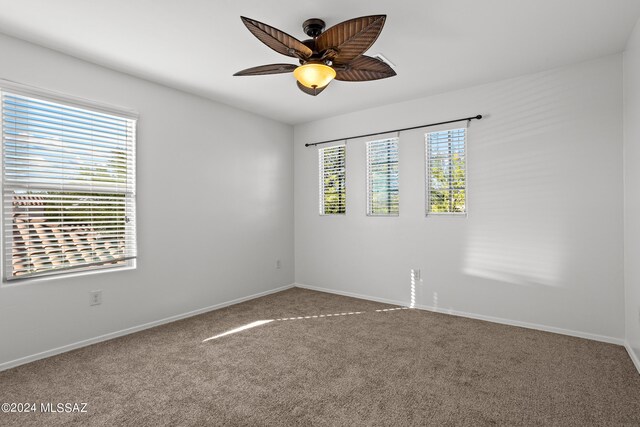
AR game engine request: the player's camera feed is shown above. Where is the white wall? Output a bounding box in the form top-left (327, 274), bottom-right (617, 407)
top-left (0, 34), bottom-right (294, 369)
top-left (624, 18), bottom-right (640, 368)
top-left (295, 55), bottom-right (625, 342)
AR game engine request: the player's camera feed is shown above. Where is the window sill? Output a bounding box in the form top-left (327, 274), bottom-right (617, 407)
top-left (1, 261), bottom-right (136, 288)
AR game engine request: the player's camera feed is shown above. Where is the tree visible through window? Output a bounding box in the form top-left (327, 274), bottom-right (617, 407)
top-left (367, 138), bottom-right (399, 216)
top-left (426, 128), bottom-right (466, 214)
top-left (319, 145), bottom-right (346, 215)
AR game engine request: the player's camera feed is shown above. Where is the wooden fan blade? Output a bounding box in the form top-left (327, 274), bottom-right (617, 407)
top-left (241, 16), bottom-right (312, 59)
top-left (316, 15), bottom-right (386, 63)
top-left (297, 81), bottom-right (329, 96)
top-left (335, 55), bottom-right (396, 82)
top-left (234, 64), bottom-right (297, 76)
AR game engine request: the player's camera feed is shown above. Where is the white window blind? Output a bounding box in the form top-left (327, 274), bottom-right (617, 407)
top-left (319, 145), bottom-right (346, 215)
top-left (426, 127), bottom-right (466, 215)
top-left (2, 91), bottom-right (137, 281)
top-left (366, 138), bottom-right (399, 216)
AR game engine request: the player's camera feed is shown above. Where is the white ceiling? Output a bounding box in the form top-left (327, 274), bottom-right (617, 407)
top-left (0, 0), bottom-right (638, 125)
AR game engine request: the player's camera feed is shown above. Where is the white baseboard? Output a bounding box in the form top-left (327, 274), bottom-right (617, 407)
top-left (625, 342), bottom-right (640, 375)
top-left (6, 283), bottom-right (635, 375)
top-left (0, 284), bottom-right (295, 372)
top-left (294, 283), bottom-right (625, 346)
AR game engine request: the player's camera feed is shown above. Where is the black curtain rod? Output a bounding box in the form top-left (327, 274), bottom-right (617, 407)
top-left (304, 114), bottom-right (483, 147)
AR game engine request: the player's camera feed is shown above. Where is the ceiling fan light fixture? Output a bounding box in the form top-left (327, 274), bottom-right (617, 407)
top-left (293, 62), bottom-right (336, 89)
top-left (235, 15), bottom-right (394, 96)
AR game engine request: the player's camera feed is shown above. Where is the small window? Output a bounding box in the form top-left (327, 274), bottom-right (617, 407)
top-left (2, 89), bottom-right (137, 281)
top-left (366, 138), bottom-right (399, 216)
top-left (319, 145), bottom-right (346, 215)
top-left (426, 128), bottom-right (466, 215)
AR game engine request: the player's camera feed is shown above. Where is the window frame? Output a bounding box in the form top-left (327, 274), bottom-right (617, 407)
top-left (366, 137), bottom-right (399, 217)
top-left (425, 126), bottom-right (468, 217)
top-left (318, 144), bottom-right (346, 216)
top-left (0, 80), bottom-right (138, 284)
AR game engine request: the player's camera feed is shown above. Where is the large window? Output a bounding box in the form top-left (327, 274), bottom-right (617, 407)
top-left (366, 138), bottom-right (399, 216)
top-left (319, 145), bottom-right (346, 215)
top-left (2, 89), bottom-right (137, 281)
top-left (425, 127), bottom-right (466, 215)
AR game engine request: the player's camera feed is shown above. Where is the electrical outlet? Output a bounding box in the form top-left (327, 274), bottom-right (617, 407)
top-left (89, 290), bottom-right (102, 306)
top-left (276, 260), bottom-right (281, 269)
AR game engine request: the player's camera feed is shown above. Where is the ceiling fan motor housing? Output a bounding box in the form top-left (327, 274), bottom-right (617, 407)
top-left (303, 18), bottom-right (326, 38)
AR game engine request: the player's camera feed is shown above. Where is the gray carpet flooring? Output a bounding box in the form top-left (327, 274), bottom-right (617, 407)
top-left (0, 287), bottom-right (639, 426)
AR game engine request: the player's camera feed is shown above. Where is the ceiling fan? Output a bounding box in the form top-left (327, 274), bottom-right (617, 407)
top-left (234, 15), bottom-right (396, 96)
